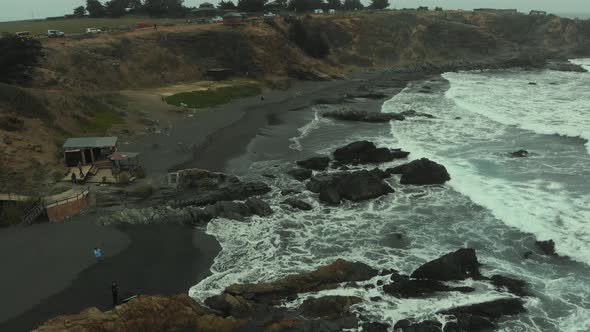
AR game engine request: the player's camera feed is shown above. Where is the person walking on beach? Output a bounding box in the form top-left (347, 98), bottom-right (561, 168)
top-left (71, 172), bottom-right (77, 184)
top-left (154, 24), bottom-right (157, 30)
top-left (93, 247), bottom-right (103, 262)
top-left (111, 281), bottom-right (119, 307)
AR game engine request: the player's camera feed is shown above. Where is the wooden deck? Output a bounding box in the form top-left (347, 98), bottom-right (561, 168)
top-left (60, 165), bottom-right (96, 183)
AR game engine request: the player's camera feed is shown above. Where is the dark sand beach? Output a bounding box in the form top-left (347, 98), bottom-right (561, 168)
top-left (0, 69), bottom-right (423, 331)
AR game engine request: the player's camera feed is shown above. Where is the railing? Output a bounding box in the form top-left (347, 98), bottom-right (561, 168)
top-left (44, 187), bottom-right (90, 208)
top-left (21, 199), bottom-right (45, 225)
top-left (20, 187), bottom-right (91, 225)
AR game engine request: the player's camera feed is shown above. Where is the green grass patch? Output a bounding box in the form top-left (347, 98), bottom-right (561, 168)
top-left (164, 84), bottom-right (262, 109)
top-left (77, 109), bottom-right (124, 134)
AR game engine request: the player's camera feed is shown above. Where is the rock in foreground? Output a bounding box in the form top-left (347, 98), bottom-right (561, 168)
top-left (33, 295), bottom-right (245, 332)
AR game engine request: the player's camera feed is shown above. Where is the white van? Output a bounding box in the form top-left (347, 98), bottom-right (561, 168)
top-left (85, 28), bottom-right (102, 34)
top-left (47, 30), bottom-right (65, 37)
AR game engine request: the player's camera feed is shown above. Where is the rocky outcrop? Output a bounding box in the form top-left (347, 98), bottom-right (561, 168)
top-left (212, 259), bottom-right (378, 308)
top-left (546, 61), bottom-right (588, 72)
top-left (490, 275), bottom-right (529, 297)
top-left (393, 319), bottom-right (442, 332)
top-left (287, 168), bottom-right (312, 181)
top-left (510, 149), bottom-right (530, 157)
top-left (383, 278), bottom-right (474, 298)
top-left (535, 239), bottom-right (558, 256)
top-left (100, 198), bottom-right (272, 226)
top-left (33, 295), bottom-right (246, 332)
top-left (394, 298), bottom-right (526, 332)
top-left (323, 110), bottom-right (405, 122)
top-left (296, 156), bottom-right (331, 170)
top-left (345, 92), bottom-right (388, 99)
top-left (307, 170), bottom-right (394, 205)
top-left (281, 197), bottom-right (313, 211)
top-left (333, 141), bottom-right (410, 164)
top-left (173, 169), bottom-right (271, 208)
top-left (439, 298), bottom-right (526, 331)
top-left (245, 198), bottom-right (273, 217)
top-left (300, 296), bottom-right (362, 319)
top-left (389, 158), bottom-right (451, 185)
top-left (399, 110), bottom-right (435, 119)
top-left (411, 248), bottom-right (481, 281)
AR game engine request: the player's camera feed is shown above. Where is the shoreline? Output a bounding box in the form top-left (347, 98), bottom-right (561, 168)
top-left (0, 68), bottom-right (428, 331)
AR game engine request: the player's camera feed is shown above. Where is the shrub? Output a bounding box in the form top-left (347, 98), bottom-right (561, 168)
top-left (288, 20), bottom-right (330, 58)
top-left (0, 34), bottom-right (43, 83)
top-left (0, 116), bottom-right (25, 131)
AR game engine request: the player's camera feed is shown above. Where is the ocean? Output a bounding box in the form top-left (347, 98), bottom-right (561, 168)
top-left (191, 60), bottom-right (590, 331)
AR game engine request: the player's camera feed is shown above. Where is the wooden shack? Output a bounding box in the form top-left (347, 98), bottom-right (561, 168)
top-left (63, 137), bottom-right (118, 167)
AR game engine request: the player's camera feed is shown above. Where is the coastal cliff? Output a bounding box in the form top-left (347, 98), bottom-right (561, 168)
top-left (1, 11), bottom-right (589, 181)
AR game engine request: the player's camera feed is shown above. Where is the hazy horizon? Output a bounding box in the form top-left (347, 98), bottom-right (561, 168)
top-left (0, 0), bottom-right (589, 22)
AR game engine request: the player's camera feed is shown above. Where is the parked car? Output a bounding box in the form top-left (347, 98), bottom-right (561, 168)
top-left (314, 9), bottom-right (324, 14)
top-left (47, 30), bottom-right (65, 37)
top-left (15, 31), bottom-right (33, 39)
top-left (85, 28), bottom-right (101, 34)
top-left (211, 16), bottom-right (223, 23)
top-left (264, 12), bottom-right (276, 17)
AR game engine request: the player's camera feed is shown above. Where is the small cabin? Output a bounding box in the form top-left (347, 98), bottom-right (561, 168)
top-left (62, 136), bottom-right (117, 167)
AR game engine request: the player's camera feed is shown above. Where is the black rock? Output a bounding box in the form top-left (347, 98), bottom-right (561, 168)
top-left (439, 298), bottom-right (526, 320)
top-left (300, 296), bottom-right (362, 319)
top-left (310, 170), bottom-right (394, 205)
top-left (280, 189), bottom-right (301, 196)
top-left (535, 239), bottom-right (558, 256)
top-left (323, 110), bottom-right (405, 123)
top-left (361, 321), bottom-right (391, 332)
top-left (319, 186), bottom-right (342, 205)
top-left (246, 198), bottom-right (273, 217)
top-left (490, 275), bottom-right (529, 297)
top-left (397, 158), bottom-right (451, 185)
top-left (296, 156), bottom-right (331, 171)
top-left (287, 168), bottom-right (313, 181)
top-left (393, 319), bottom-right (442, 332)
top-left (510, 149), bottom-right (530, 157)
top-left (173, 169), bottom-right (271, 208)
top-left (333, 140), bottom-right (409, 164)
top-left (443, 314), bottom-right (494, 332)
top-left (400, 110), bottom-right (435, 119)
top-left (282, 197), bottom-right (313, 211)
top-left (411, 248), bottom-right (481, 281)
top-left (203, 201), bottom-right (253, 221)
top-left (383, 279), bottom-right (474, 298)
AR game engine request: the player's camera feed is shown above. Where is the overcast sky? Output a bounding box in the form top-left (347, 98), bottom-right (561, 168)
top-left (0, 0), bottom-right (588, 22)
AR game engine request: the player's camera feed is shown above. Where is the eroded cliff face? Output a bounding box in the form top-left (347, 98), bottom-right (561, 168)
top-left (31, 11), bottom-right (590, 91)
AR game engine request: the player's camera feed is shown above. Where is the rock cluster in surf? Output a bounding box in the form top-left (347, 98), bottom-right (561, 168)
top-left (34, 249), bottom-right (530, 332)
